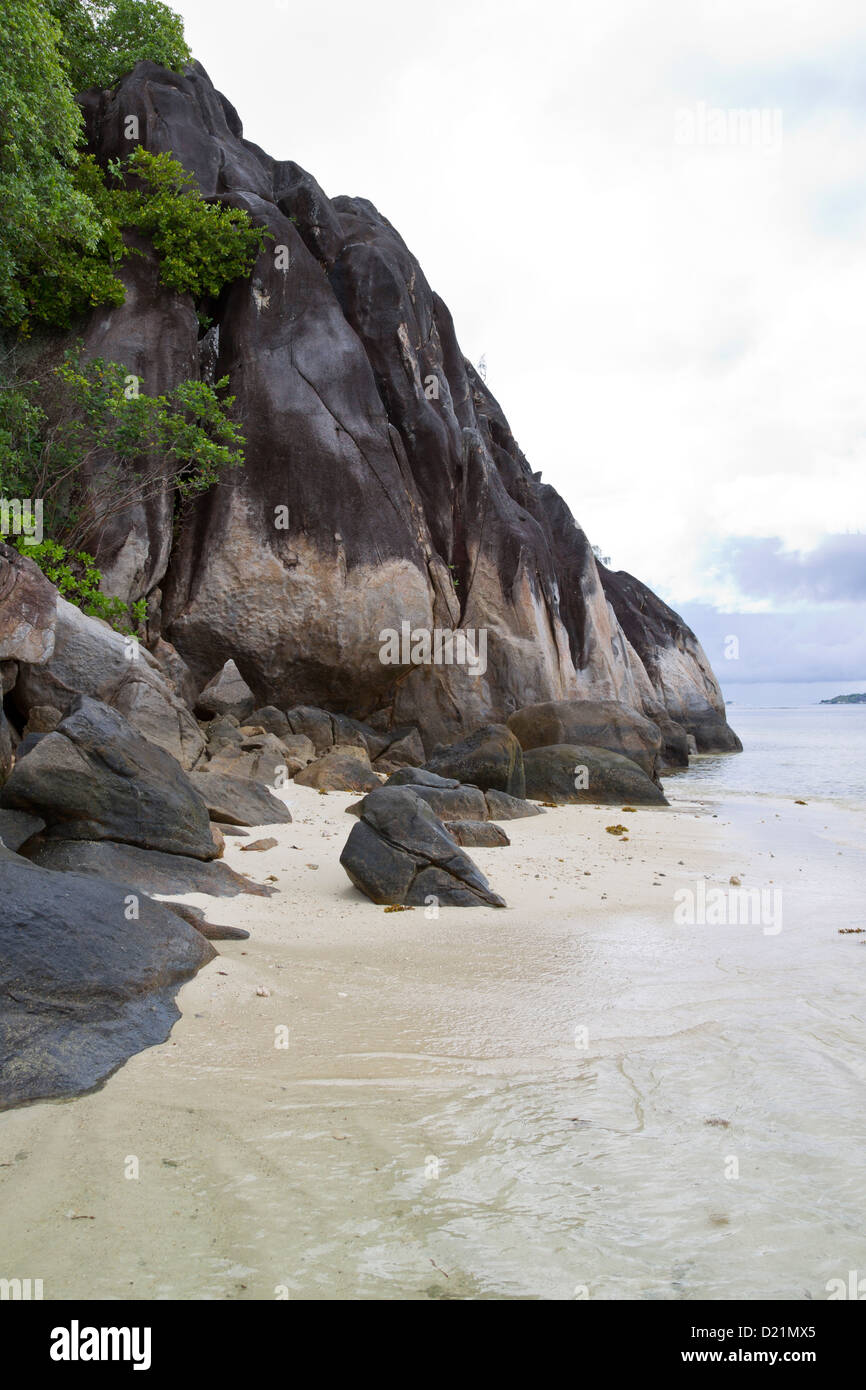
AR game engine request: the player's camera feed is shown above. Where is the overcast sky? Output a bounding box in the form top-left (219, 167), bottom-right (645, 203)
top-left (173, 0), bottom-right (865, 692)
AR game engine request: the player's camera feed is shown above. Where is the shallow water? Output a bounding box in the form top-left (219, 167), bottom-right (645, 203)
top-left (672, 705), bottom-right (866, 804)
top-left (1, 724), bottom-right (864, 1301)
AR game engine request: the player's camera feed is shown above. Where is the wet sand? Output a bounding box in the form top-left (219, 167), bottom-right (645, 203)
top-left (1, 784), bottom-right (864, 1300)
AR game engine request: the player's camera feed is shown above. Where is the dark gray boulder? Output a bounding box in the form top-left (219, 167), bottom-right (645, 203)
top-left (0, 856), bottom-right (214, 1110)
top-left (340, 785), bottom-right (505, 907)
top-left (446, 820), bottom-right (510, 848)
top-left (522, 744), bottom-right (668, 806)
top-left (507, 700), bottom-right (664, 782)
top-left (30, 838), bottom-right (276, 898)
top-left (484, 789), bottom-right (545, 820)
top-left (424, 723), bottom-right (525, 797)
top-left (189, 770), bottom-right (292, 826)
top-left (0, 808), bottom-right (45, 852)
top-left (0, 696), bottom-right (217, 859)
top-left (385, 767), bottom-right (460, 789)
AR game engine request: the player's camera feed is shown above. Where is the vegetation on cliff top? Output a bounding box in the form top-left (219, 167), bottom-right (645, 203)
top-left (0, 1), bottom-right (264, 332)
top-left (0, 1), bottom-right (256, 632)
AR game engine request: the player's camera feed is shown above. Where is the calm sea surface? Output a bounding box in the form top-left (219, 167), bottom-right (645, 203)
top-left (669, 705), bottom-right (866, 803)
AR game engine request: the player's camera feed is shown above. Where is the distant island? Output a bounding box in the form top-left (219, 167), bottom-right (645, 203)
top-left (820, 693), bottom-right (866, 704)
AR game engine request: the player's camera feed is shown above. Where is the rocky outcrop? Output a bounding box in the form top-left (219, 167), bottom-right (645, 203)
top-left (340, 785), bottom-right (506, 907)
top-left (68, 61), bottom-right (738, 757)
top-left (294, 751), bottom-right (381, 792)
top-left (0, 855), bottom-right (214, 1110)
top-left (446, 820), bottom-right (510, 848)
top-left (30, 838), bottom-right (275, 898)
top-left (0, 696), bottom-right (217, 859)
top-left (12, 596), bottom-right (204, 768)
top-left (506, 699), bottom-right (664, 782)
top-left (189, 769), bottom-right (292, 826)
top-left (424, 723), bottom-right (525, 798)
top-left (522, 744), bottom-right (668, 806)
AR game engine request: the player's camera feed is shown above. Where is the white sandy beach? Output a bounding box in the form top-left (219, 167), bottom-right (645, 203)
top-left (1, 782), bottom-right (864, 1300)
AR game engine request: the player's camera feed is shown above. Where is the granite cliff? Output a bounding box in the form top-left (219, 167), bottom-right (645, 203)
top-left (64, 60), bottom-right (738, 756)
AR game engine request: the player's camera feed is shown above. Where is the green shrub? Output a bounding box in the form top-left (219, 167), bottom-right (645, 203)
top-left (14, 538), bottom-right (147, 635)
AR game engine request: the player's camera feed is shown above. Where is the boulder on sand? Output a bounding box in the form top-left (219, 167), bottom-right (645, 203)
top-left (446, 820), bottom-right (510, 848)
top-left (507, 699), bottom-right (664, 782)
top-left (0, 855), bottom-right (214, 1110)
top-left (0, 696), bottom-right (217, 859)
top-left (484, 789), bottom-right (544, 820)
top-left (424, 723), bottom-right (525, 798)
top-left (189, 770), bottom-right (292, 826)
top-left (340, 785), bottom-right (506, 907)
top-left (30, 838), bottom-right (276, 898)
top-left (294, 751), bottom-right (381, 792)
top-left (522, 743), bottom-right (668, 806)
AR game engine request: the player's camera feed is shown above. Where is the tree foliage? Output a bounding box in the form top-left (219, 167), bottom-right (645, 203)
top-left (49, 0), bottom-right (190, 93)
top-left (0, 349), bottom-right (246, 552)
top-left (1, 1), bottom-right (260, 331)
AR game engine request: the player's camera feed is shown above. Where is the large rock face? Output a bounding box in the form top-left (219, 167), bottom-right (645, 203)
top-left (70, 61), bottom-right (739, 755)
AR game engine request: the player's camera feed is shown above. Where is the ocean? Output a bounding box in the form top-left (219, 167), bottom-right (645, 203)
top-left (669, 705), bottom-right (866, 804)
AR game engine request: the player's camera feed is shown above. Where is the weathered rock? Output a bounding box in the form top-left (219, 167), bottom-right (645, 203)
top-left (284, 706), bottom-right (336, 754)
top-left (248, 705), bottom-right (291, 738)
top-left (11, 596), bottom-right (190, 761)
top-left (0, 808), bottom-right (45, 852)
top-left (100, 665), bottom-right (206, 770)
top-left (350, 777), bottom-right (488, 822)
top-left (0, 856), bottom-right (214, 1109)
top-left (280, 732), bottom-right (316, 765)
top-left (507, 700), bottom-right (664, 782)
top-left (0, 696), bottom-right (217, 859)
top-left (522, 744), bottom-right (668, 806)
top-left (0, 542), bottom-right (56, 664)
top-left (195, 659), bottom-right (256, 722)
top-left (148, 636), bottom-right (199, 708)
top-left (385, 767), bottom-right (460, 790)
top-left (294, 751), bottom-right (381, 792)
top-left (402, 783), bottom-right (489, 821)
top-left (22, 704), bottom-right (62, 736)
top-left (446, 820), bottom-right (510, 847)
top-left (484, 789), bottom-right (545, 820)
top-left (241, 836), bottom-right (278, 852)
top-left (340, 785), bottom-right (505, 907)
top-left (206, 731), bottom-right (293, 786)
top-left (30, 838), bottom-right (276, 898)
top-left (425, 723), bottom-right (525, 797)
top-left (210, 822), bottom-right (225, 858)
top-left (204, 714), bottom-right (244, 752)
top-left (189, 770), bottom-right (292, 826)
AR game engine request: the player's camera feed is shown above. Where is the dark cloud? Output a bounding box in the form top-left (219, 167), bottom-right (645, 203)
top-left (712, 533), bottom-right (866, 604)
